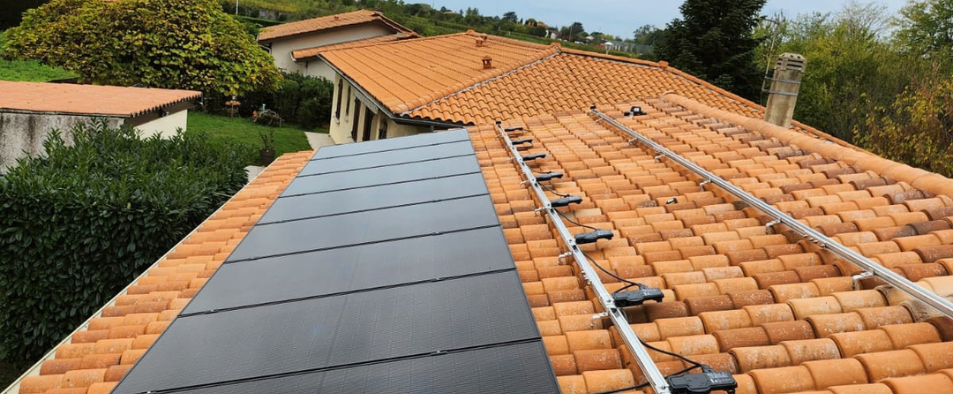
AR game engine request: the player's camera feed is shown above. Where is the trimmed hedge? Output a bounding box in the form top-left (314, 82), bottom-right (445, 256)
top-left (0, 122), bottom-right (247, 366)
top-left (205, 72), bottom-right (333, 130)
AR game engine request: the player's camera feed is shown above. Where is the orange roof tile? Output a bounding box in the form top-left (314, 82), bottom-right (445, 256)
top-left (322, 31), bottom-right (557, 114)
top-left (5, 151), bottom-right (312, 394)
top-left (0, 82), bottom-right (200, 117)
top-left (466, 95), bottom-right (953, 394)
top-left (258, 10), bottom-right (411, 42)
top-left (291, 32), bottom-right (420, 61)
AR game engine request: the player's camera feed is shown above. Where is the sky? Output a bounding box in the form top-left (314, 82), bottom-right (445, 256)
top-left (424, 0), bottom-right (909, 38)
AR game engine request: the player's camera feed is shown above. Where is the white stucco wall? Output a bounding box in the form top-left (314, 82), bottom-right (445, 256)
top-left (0, 112), bottom-right (123, 172)
top-left (300, 60), bottom-right (336, 81)
top-left (134, 109), bottom-right (188, 138)
top-left (327, 75), bottom-right (432, 144)
top-left (267, 24), bottom-right (393, 73)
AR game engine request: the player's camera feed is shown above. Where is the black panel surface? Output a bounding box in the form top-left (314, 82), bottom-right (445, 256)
top-left (228, 195), bottom-right (498, 261)
top-left (113, 272), bottom-right (539, 394)
top-left (119, 342), bottom-right (558, 394)
top-left (182, 227), bottom-right (514, 314)
top-left (261, 173), bottom-right (488, 223)
top-left (284, 155), bottom-right (481, 196)
top-left (299, 140), bottom-right (474, 176)
top-left (311, 129), bottom-right (470, 160)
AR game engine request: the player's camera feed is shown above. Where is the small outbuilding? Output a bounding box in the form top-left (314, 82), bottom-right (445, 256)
top-left (0, 81), bottom-right (200, 171)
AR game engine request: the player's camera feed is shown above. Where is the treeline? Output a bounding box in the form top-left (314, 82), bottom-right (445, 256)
top-left (752, 1), bottom-right (953, 176)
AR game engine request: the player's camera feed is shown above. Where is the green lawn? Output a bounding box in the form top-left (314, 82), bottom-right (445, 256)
top-left (187, 112), bottom-right (316, 165)
top-left (0, 31), bottom-right (77, 82)
top-left (0, 58), bottom-right (76, 82)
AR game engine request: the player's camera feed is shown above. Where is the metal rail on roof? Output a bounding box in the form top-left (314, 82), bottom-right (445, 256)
top-left (495, 124), bottom-right (674, 394)
top-left (592, 109), bottom-right (953, 320)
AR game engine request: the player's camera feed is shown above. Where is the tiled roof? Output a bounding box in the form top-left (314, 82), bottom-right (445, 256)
top-left (0, 82), bottom-right (200, 117)
top-left (407, 50), bottom-right (761, 125)
top-left (467, 95), bottom-right (953, 394)
top-left (321, 31), bottom-right (559, 113)
top-left (257, 10), bottom-right (412, 42)
top-left (7, 151), bottom-right (312, 394)
top-left (291, 32), bottom-right (419, 61)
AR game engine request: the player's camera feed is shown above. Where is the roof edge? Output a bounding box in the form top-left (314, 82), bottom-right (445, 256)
top-left (660, 92), bottom-right (953, 196)
top-left (291, 32), bottom-right (421, 61)
top-left (258, 10), bottom-right (412, 43)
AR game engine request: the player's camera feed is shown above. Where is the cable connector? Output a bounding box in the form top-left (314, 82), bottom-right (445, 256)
top-left (535, 172), bottom-right (563, 182)
top-left (612, 287), bottom-right (664, 307)
top-left (575, 229), bottom-right (614, 244)
top-left (521, 153), bottom-right (546, 161)
top-left (504, 126), bottom-right (524, 133)
top-left (550, 196), bottom-right (582, 208)
top-left (511, 138), bottom-right (533, 145)
top-left (624, 106), bottom-right (645, 118)
top-left (667, 367), bottom-right (737, 394)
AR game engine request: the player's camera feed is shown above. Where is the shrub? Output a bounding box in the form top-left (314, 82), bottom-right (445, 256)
top-left (0, 121), bottom-right (247, 366)
top-left (208, 72), bottom-right (333, 130)
top-left (4, 0), bottom-right (280, 97)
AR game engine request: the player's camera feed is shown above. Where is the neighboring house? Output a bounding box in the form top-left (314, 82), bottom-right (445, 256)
top-left (0, 81), bottom-right (200, 171)
top-left (316, 30), bottom-right (771, 144)
top-left (257, 10), bottom-right (415, 80)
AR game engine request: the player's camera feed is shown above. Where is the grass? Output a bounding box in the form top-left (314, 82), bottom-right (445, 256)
top-left (0, 31), bottom-right (77, 82)
top-left (0, 59), bottom-right (76, 82)
top-left (186, 112), bottom-right (316, 165)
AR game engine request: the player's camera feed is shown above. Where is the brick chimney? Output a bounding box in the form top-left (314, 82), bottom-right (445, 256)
top-left (764, 53), bottom-right (806, 129)
top-left (482, 56), bottom-right (492, 70)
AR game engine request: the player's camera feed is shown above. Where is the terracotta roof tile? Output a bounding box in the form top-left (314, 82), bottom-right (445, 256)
top-left (467, 96), bottom-right (953, 394)
top-left (0, 82), bottom-right (200, 117)
top-left (258, 10), bottom-right (411, 42)
top-left (7, 151), bottom-right (312, 394)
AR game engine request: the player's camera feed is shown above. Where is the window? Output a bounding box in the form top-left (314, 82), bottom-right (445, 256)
top-left (334, 79), bottom-right (343, 119)
top-left (345, 87), bottom-right (351, 116)
top-left (350, 98), bottom-right (360, 141)
top-left (361, 107), bottom-right (373, 142)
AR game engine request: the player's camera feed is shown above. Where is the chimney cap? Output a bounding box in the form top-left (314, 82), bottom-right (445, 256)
top-left (482, 56), bottom-right (493, 69)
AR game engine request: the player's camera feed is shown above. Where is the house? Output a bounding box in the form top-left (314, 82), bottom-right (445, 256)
top-left (0, 81), bottom-right (200, 171)
top-left (8, 90), bottom-right (953, 394)
top-left (8, 28), bottom-right (953, 394)
top-left (317, 30), bottom-right (826, 145)
top-left (257, 10), bottom-right (415, 80)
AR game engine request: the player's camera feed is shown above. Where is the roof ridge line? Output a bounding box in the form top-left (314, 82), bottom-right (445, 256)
top-left (318, 31), bottom-right (473, 54)
top-left (399, 48), bottom-right (562, 118)
top-left (292, 32), bottom-right (420, 60)
top-left (660, 92), bottom-right (953, 195)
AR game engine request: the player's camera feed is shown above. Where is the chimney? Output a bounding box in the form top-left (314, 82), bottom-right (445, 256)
top-left (764, 53), bottom-right (806, 129)
top-left (476, 39), bottom-right (484, 47)
top-left (482, 56), bottom-right (492, 69)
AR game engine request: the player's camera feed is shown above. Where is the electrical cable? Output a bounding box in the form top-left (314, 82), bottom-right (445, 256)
top-left (556, 209), bottom-right (600, 231)
top-left (540, 182), bottom-right (571, 197)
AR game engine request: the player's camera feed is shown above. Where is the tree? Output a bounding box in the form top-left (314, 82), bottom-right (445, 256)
top-left (894, 0), bottom-right (953, 69)
top-left (655, 0), bottom-right (766, 99)
top-left (502, 11), bottom-right (518, 23)
top-left (4, 0), bottom-right (280, 98)
top-left (860, 67), bottom-right (953, 176)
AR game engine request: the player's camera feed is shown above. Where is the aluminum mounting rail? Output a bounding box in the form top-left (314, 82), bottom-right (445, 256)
top-left (592, 109), bottom-right (953, 319)
top-left (495, 123), bottom-right (673, 394)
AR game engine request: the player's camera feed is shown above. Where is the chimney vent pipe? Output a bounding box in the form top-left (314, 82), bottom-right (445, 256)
top-left (764, 53), bottom-right (806, 129)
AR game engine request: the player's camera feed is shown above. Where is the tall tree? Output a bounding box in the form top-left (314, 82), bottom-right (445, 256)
top-left (656, 0), bottom-right (766, 99)
top-left (895, 0), bottom-right (953, 69)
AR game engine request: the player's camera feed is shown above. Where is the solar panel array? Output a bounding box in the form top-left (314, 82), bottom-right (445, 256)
top-left (112, 130), bottom-right (559, 394)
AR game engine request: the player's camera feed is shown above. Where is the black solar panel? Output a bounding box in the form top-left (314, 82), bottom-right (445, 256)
top-left (227, 195), bottom-right (499, 261)
top-left (284, 155), bottom-right (482, 197)
top-left (298, 140), bottom-right (475, 176)
top-left (182, 227), bottom-right (514, 314)
top-left (112, 131), bottom-right (558, 394)
top-left (260, 173), bottom-right (489, 223)
top-left (128, 342), bottom-right (558, 394)
top-left (114, 272), bottom-right (540, 393)
top-left (310, 129), bottom-right (470, 160)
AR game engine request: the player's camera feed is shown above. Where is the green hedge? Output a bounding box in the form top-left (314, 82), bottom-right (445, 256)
top-left (0, 122), bottom-right (247, 366)
top-left (206, 72), bottom-right (333, 130)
